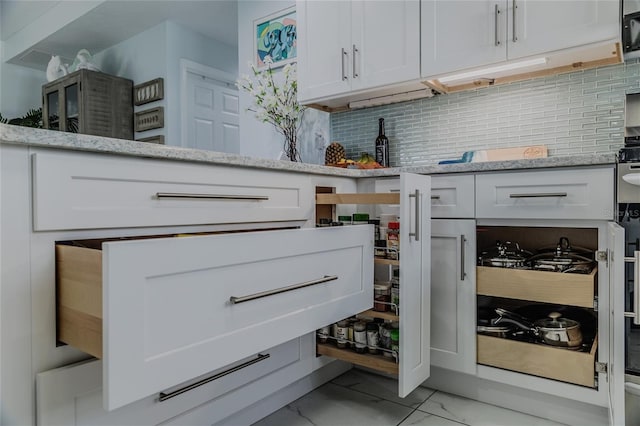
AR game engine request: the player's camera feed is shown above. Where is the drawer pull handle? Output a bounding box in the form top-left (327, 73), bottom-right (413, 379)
top-left (158, 353), bottom-right (270, 402)
top-left (230, 275), bottom-right (339, 304)
top-left (431, 195), bottom-right (441, 200)
top-left (509, 192), bottom-right (568, 199)
top-left (624, 252), bottom-right (640, 325)
top-left (460, 234), bottom-right (467, 281)
top-left (156, 192), bottom-right (269, 201)
top-left (408, 190), bottom-right (420, 241)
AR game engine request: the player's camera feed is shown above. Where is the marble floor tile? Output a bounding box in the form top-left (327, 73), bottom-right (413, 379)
top-left (416, 391), bottom-right (567, 426)
top-left (331, 369), bottom-right (437, 408)
top-left (399, 410), bottom-right (468, 426)
top-left (251, 382), bottom-right (414, 426)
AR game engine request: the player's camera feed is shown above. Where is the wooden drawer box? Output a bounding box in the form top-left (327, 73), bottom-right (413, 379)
top-left (56, 226), bottom-right (373, 410)
top-left (33, 151), bottom-right (312, 231)
top-left (477, 334), bottom-right (598, 388)
top-left (476, 266), bottom-right (596, 308)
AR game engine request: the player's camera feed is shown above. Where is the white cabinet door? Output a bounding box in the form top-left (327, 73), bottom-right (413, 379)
top-left (352, 0), bottom-right (420, 90)
top-left (430, 219), bottom-right (476, 375)
top-left (101, 227), bottom-right (372, 410)
top-left (297, 0), bottom-right (352, 101)
top-left (508, 0), bottom-right (619, 60)
top-left (608, 222), bottom-right (625, 426)
top-left (398, 173), bottom-right (432, 397)
top-left (422, 0), bottom-right (507, 78)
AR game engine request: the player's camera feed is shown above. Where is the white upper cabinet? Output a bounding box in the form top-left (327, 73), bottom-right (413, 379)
top-left (422, 1), bottom-right (508, 78)
top-left (297, 0), bottom-right (420, 103)
top-left (508, 0), bottom-right (619, 60)
top-left (421, 0), bottom-right (620, 79)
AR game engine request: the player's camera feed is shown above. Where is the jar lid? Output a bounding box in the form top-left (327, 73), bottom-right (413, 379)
top-left (390, 329), bottom-right (399, 339)
top-left (366, 322), bottom-right (379, 330)
top-left (352, 213), bottom-right (370, 222)
top-left (388, 221), bottom-right (400, 229)
top-left (338, 215), bottom-right (352, 222)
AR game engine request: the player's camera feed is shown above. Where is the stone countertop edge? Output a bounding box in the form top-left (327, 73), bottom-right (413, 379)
top-left (0, 124), bottom-right (617, 177)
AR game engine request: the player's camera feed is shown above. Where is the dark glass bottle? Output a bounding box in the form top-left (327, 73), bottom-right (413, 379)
top-left (375, 118), bottom-right (389, 167)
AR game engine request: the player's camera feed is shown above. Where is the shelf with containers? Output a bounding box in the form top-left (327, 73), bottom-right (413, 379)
top-left (314, 173), bottom-right (432, 397)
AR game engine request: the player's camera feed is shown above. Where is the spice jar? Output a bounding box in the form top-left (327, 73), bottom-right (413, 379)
top-left (352, 213), bottom-right (370, 225)
top-left (353, 321), bottom-right (368, 353)
top-left (379, 322), bottom-right (392, 357)
top-left (366, 322), bottom-right (380, 354)
top-left (387, 221), bottom-right (400, 260)
top-left (390, 328), bottom-right (400, 359)
top-left (317, 325), bottom-right (331, 343)
top-left (338, 215), bottom-right (352, 225)
top-left (373, 282), bottom-right (391, 312)
top-left (335, 320), bottom-right (349, 349)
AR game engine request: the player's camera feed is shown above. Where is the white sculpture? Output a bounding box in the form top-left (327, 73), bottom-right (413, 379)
top-left (46, 55), bottom-right (68, 82)
top-left (69, 49), bottom-right (100, 73)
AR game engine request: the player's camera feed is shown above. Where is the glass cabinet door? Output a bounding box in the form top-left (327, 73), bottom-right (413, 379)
top-left (64, 83), bottom-right (79, 133)
top-left (46, 91), bottom-right (60, 131)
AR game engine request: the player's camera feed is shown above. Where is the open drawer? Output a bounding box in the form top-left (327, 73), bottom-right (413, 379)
top-left (477, 333), bottom-right (598, 388)
top-left (56, 227), bottom-right (373, 410)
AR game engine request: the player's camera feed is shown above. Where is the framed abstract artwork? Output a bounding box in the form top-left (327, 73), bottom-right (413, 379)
top-left (254, 6), bottom-right (297, 69)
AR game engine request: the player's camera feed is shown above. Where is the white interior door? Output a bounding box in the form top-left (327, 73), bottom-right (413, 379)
top-left (398, 173), bottom-right (431, 397)
top-left (185, 70), bottom-right (239, 153)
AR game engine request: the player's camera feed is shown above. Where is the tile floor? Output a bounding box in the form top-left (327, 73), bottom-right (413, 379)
top-left (251, 369), bottom-right (567, 426)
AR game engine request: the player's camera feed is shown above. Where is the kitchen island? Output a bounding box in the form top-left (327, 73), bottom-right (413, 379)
top-left (0, 123), bottom-right (623, 426)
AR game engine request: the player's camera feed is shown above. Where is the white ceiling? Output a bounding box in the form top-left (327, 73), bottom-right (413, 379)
top-left (1, 0), bottom-right (238, 69)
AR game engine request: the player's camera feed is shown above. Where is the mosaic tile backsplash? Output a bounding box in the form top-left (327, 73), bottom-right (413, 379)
top-left (331, 58), bottom-right (640, 167)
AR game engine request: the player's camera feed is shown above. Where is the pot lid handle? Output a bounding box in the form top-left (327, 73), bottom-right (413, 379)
top-left (548, 312), bottom-right (562, 320)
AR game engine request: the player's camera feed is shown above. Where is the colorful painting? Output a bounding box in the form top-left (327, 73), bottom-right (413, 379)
top-left (255, 7), bottom-right (297, 69)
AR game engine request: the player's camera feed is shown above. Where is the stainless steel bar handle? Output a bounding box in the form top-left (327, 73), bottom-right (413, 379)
top-left (408, 190), bottom-right (420, 241)
top-left (156, 192), bottom-right (269, 201)
top-left (494, 4), bottom-right (501, 46)
top-left (431, 195), bottom-right (441, 200)
top-left (460, 234), bottom-right (467, 281)
top-left (341, 48), bottom-right (348, 81)
top-left (352, 44), bottom-right (359, 78)
top-left (624, 253), bottom-right (640, 325)
top-left (509, 192), bottom-right (568, 198)
top-left (158, 353), bottom-right (270, 402)
top-left (512, 0), bottom-right (517, 42)
top-left (230, 275), bottom-right (338, 304)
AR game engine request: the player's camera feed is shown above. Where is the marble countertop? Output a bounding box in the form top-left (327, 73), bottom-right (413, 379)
top-left (0, 124), bottom-right (617, 177)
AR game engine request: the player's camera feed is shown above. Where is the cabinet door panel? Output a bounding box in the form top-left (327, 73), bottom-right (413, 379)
top-left (352, 0), bottom-right (420, 90)
top-left (508, 0), bottom-right (619, 60)
top-left (398, 173), bottom-right (431, 397)
top-left (430, 220), bottom-right (476, 375)
top-left (102, 227), bottom-right (373, 410)
top-left (297, 0), bottom-right (352, 101)
top-left (422, 0), bottom-right (507, 78)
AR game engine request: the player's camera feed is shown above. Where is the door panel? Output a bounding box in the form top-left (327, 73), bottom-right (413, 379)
top-left (398, 173), bottom-right (431, 397)
top-left (609, 222), bottom-right (625, 425)
top-left (430, 219), bottom-right (476, 375)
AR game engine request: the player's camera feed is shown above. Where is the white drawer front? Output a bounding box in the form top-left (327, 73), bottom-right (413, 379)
top-left (475, 167), bottom-right (614, 220)
top-left (103, 226), bottom-right (372, 410)
top-left (431, 174), bottom-right (475, 218)
top-left (374, 175), bottom-right (474, 218)
top-left (37, 339), bottom-right (302, 425)
top-left (32, 151), bottom-right (312, 231)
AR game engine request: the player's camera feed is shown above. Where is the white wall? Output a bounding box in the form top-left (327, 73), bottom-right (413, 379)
top-left (165, 20), bottom-right (238, 147)
top-left (237, 0), bottom-right (329, 163)
top-left (0, 42), bottom-right (46, 119)
top-left (93, 20), bottom-right (238, 145)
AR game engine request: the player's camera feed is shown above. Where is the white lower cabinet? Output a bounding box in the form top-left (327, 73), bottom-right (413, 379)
top-left (36, 338), bottom-right (307, 425)
top-left (56, 226), bottom-right (373, 410)
top-left (314, 173), bottom-right (432, 397)
top-left (430, 219), bottom-right (476, 375)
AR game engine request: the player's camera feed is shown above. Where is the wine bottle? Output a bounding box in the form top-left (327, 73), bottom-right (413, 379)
top-left (375, 118), bottom-right (389, 167)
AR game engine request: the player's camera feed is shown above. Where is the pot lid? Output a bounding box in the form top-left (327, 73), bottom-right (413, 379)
top-left (534, 312), bottom-right (580, 329)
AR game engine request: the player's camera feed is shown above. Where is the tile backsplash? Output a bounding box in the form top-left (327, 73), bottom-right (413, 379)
top-left (331, 58), bottom-right (640, 167)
